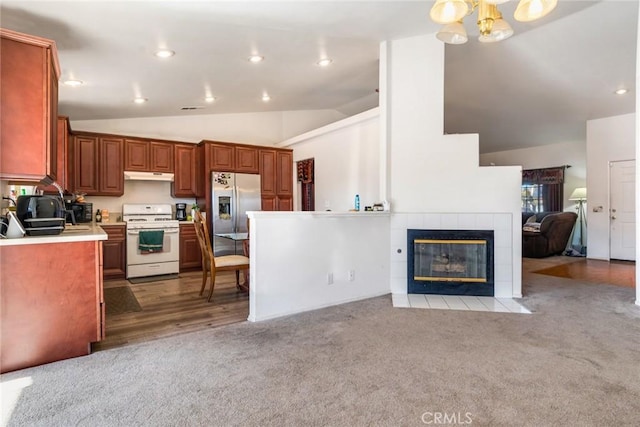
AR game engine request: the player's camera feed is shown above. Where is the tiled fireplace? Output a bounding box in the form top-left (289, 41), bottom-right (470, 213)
top-left (407, 229), bottom-right (494, 296)
top-left (390, 212), bottom-right (517, 298)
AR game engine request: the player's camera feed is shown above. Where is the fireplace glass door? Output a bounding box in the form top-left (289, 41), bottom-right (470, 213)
top-left (408, 230), bottom-right (494, 296)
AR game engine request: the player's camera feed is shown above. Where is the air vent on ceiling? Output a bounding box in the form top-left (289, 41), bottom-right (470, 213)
top-left (180, 106), bottom-right (205, 111)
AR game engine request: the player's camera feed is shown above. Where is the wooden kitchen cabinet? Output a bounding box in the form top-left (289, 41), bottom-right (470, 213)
top-left (71, 133), bottom-right (124, 196)
top-left (0, 29), bottom-right (60, 183)
top-left (180, 223), bottom-right (202, 271)
top-left (276, 150), bottom-right (293, 197)
top-left (0, 240), bottom-right (104, 373)
top-left (99, 137), bottom-right (125, 195)
top-left (150, 142), bottom-right (174, 172)
top-left (124, 139), bottom-right (149, 171)
top-left (173, 143), bottom-right (198, 198)
top-left (208, 143), bottom-right (235, 171)
top-left (42, 116), bottom-right (70, 193)
top-left (235, 146), bottom-right (259, 174)
top-left (259, 148), bottom-right (293, 211)
top-left (124, 139), bottom-right (174, 173)
top-left (72, 135), bottom-right (99, 194)
top-left (102, 224), bottom-right (126, 280)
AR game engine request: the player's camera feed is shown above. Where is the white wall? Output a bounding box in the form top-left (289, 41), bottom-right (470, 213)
top-left (586, 113), bottom-right (635, 260)
top-left (279, 109), bottom-right (380, 212)
top-left (480, 141), bottom-right (587, 211)
top-left (381, 34), bottom-right (522, 297)
top-left (248, 211), bottom-right (390, 321)
top-left (71, 109), bottom-right (346, 146)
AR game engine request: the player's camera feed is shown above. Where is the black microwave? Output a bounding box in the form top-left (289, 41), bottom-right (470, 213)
top-left (69, 202), bottom-right (93, 223)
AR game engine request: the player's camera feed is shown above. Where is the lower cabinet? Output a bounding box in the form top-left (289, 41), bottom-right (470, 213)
top-left (101, 224), bottom-right (126, 280)
top-left (180, 223), bottom-right (202, 271)
top-left (0, 240), bottom-right (104, 373)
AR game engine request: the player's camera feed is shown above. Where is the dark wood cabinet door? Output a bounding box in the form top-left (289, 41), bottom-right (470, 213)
top-left (73, 135), bottom-right (99, 194)
top-left (102, 225), bottom-right (126, 280)
top-left (277, 196), bottom-right (293, 211)
top-left (99, 137), bottom-right (124, 196)
top-left (124, 139), bottom-right (149, 171)
top-left (180, 224), bottom-right (202, 271)
top-left (235, 146), bottom-right (259, 174)
top-left (210, 144), bottom-right (235, 171)
top-left (259, 149), bottom-right (276, 196)
top-left (41, 116), bottom-right (68, 194)
top-left (150, 142), bottom-right (174, 172)
top-left (276, 151), bottom-right (293, 196)
top-left (172, 144), bottom-right (197, 198)
top-left (261, 195), bottom-right (277, 211)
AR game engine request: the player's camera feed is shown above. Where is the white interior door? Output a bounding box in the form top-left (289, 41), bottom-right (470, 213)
top-left (610, 160), bottom-right (635, 261)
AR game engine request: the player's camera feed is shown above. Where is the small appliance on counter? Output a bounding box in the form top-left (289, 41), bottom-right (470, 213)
top-left (67, 202), bottom-right (93, 223)
top-left (16, 195), bottom-right (65, 236)
top-left (175, 203), bottom-right (187, 221)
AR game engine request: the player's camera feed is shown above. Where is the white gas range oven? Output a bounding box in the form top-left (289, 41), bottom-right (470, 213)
top-left (122, 204), bottom-right (180, 279)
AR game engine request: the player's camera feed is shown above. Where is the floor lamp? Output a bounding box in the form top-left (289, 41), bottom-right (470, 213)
top-left (568, 187), bottom-right (587, 256)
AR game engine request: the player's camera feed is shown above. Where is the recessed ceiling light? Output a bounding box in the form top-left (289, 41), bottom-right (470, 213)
top-left (317, 58), bottom-right (332, 67)
top-left (133, 97), bottom-right (148, 104)
top-left (205, 96), bottom-right (216, 103)
top-left (155, 49), bottom-right (175, 58)
top-left (63, 79), bottom-right (84, 87)
top-left (615, 88), bottom-right (628, 95)
top-left (262, 94), bottom-right (271, 102)
top-left (248, 55), bottom-right (264, 63)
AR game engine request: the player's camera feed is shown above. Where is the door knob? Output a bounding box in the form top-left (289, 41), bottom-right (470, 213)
top-left (612, 208), bottom-right (617, 213)
top-left (611, 216), bottom-right (617, 220)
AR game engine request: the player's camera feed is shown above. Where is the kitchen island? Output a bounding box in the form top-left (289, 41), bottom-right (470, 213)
top-left (0, 224), bottom-right (107, 373)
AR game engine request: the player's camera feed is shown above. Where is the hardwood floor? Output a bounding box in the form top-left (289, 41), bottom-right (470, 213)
top-left (93, 271), bottom-right (248, 352)
top-left (528, 256), bottom-right (635, 288)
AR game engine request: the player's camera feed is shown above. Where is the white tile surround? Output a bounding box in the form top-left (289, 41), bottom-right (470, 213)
top-left (392, 293), bottom-right (531, 314)
top-left (390, 212), bottom-right (516, 298)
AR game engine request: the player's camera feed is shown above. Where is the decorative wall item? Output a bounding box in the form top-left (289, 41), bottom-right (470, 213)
top-left (297, 158), bottom-right (315, 211)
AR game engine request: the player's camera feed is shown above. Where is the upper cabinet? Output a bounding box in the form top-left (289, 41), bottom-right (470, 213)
top-left (172, 143), bottom-right (198, 198)
top-left (203, 141), bottom-right (259, 174)
top-left (235, 146), bottom-right (259, 174)
top-left (71, 133), bottom-right (124, 196)
top-left (0, 29), bottom-right (60, 183)
top-left (41, 117), bottom-right (70, 193)
top-left (208, 142), bottom-right (235, 171)
top-left (124, 139), bottom-right (174, 173)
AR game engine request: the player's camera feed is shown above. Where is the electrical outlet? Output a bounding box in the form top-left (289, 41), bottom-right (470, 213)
top-left (348, 270), bottom-right (355, 281)
top-left (327, 273), bottom-right (334, 285)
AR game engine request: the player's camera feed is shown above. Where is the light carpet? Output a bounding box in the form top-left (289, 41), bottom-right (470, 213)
top-left (2, 271), bottom-right (640, 426)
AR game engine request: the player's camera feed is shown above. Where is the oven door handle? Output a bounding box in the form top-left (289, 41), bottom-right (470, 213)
top-left (127, 229), bottom-right (179, 235)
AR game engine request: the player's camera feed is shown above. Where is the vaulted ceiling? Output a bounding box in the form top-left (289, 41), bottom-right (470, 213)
top-left (1, 1), bottom-right (636, 153)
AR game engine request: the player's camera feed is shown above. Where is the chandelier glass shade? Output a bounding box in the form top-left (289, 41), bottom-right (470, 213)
top-left (430, 0), bottom-right (557, 44)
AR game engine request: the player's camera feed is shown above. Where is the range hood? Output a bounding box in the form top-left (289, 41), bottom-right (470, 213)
top-left (124, 171), bottom-right (174, 182)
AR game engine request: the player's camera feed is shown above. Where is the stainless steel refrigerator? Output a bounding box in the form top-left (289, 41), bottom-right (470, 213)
top-left (211, 171), bottom-right (261, 257)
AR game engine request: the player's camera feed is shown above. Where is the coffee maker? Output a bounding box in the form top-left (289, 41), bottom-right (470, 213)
top-left (175, 203), bottom-right (187, 221)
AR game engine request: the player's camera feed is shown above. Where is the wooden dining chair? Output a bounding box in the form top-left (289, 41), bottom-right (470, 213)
top-left (193, 211), bottom-right (250, 302)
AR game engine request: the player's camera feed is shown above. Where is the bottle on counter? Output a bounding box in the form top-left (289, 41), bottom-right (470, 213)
top-left (95, 209), bottom-right (102, 223)
top-left (354, 194), bottom-right (360, 211)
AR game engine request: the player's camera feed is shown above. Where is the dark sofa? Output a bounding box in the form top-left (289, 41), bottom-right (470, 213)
top-left (522, 211), bottom-right (577, 258)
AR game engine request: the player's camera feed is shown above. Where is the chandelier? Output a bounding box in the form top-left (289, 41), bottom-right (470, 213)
top-left (430, 0), bottom-right (558, 44)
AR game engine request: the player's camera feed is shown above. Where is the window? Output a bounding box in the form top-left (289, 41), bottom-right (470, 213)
top-left (522, 166), bottom-right (566, 213)
top-left (521, 184), bottom-right (544, 213)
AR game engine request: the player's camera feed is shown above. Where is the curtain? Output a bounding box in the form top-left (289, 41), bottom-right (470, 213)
top-left (297, 158), bottom-right (314, 211)
top-left (522, 166), bottom-right (566, 212)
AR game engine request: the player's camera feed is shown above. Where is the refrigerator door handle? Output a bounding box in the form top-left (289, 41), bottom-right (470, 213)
top-left (232, 180), bottom-right (238, 233)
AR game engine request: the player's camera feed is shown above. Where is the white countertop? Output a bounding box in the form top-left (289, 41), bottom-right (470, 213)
top-left (0, 223), bottom-right (108, 247)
